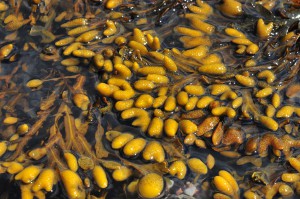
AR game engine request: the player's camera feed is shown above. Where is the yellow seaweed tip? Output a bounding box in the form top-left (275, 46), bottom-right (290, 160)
top-left (2, 161), bottom-right (24, 174)
top-left (106, 0), bottom-right (123, 9)
top-left (257, 18), bottom-right (273, 39)
top-left (112, 166), bottom-right (132, 181)
top-left (111, 133), bottom-right (134, 149)
top-left (213, 175), bottom-right (234, 196)
top-left (180, 120), bottom-right (198, 134)
top-left (142, 141), bottom-right (165, 162)
top-left (138, 173), bottom-right (164, 199)
top-left (169, 160), bottom-right (187, 180)
top-left (219, 0), bottom-right (243, 17)
top-left (32, 169), bottom-right (56, 192)
top-left (123, 138), bottom-right (147, 156)
top-left (0, 142), bottom-right (7, 157)
top-left (148, 117), bottom-right (164, 138)
top-left (3, 116), bottom-right (18, 125)
top-left (15, 165), bottom-right (41, 183)
top-left (64, 152), bottom-right (79, 172)
top-left (60, 169), bottom-right (86, 199)
top-left (93, 165), bottom-right (108, 188)
top-left (187, 158), bottom-right (208, 175)
top-left (164, 118), bottom-right (178, 137)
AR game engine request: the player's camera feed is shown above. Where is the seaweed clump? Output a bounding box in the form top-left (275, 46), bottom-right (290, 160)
top-left (0, 0), bottom-right (300, 198)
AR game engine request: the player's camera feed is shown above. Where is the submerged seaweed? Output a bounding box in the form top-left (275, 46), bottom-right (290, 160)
top-left (0, 0), bottom-right (300, 198)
